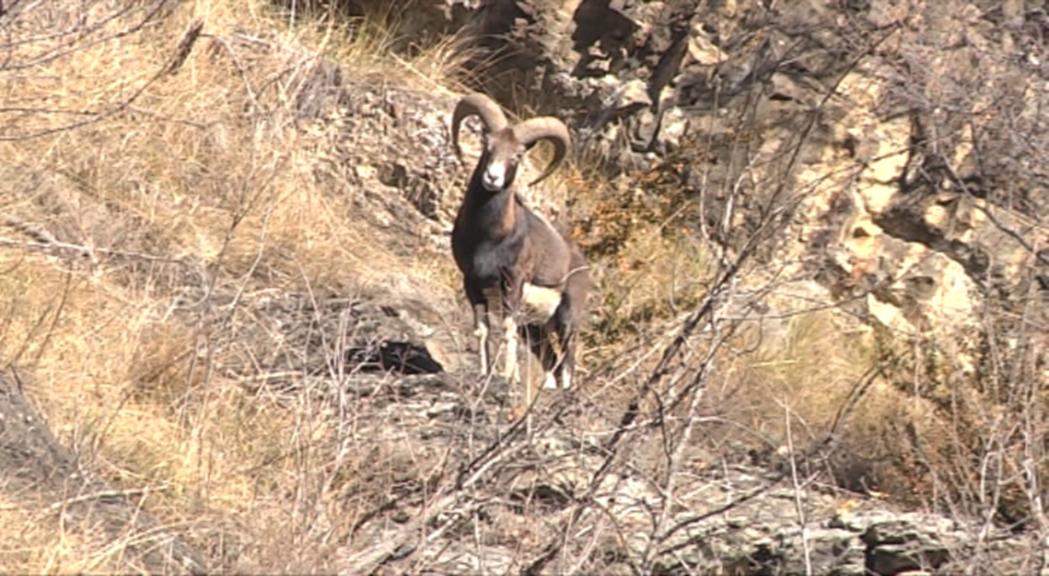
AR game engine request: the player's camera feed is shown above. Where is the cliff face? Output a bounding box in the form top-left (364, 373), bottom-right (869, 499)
top-left (367, 0), bottom-right (1049, 459)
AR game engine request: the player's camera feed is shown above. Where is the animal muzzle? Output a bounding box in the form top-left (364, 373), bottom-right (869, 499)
top-left (482, 162), bottom-right (507, 191)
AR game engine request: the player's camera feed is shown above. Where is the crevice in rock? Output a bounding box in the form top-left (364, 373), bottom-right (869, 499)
top-left (872, 202), bottom-right (991, 287)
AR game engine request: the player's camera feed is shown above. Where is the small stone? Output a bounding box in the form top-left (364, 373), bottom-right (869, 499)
top-left (617, 79), bottom-right (652, 109)
top-left (354, 164), bottom-right (377, 179)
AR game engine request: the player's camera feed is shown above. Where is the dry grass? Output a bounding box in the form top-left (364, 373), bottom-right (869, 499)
top-left (281, 0), bottom-right (483, 93)
top-left (0, 495), bottom-right (125, 573)
top-left (0, 0), bottom-right (477, 571)
top-left (723, 311), bottom-right (879, 441)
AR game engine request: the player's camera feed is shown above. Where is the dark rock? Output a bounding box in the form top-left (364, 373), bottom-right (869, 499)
top-left (345, 340), bottom-right (444, 374)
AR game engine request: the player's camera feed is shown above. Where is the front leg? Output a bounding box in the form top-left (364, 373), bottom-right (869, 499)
top-left (502, 314), bottom-right (519, 383)
top-left (473, 302), bottom-right (492, 375)
top-left (500, 270), bottom-right (525, 393)
top-left (466, 282), bottom-right (493, 375)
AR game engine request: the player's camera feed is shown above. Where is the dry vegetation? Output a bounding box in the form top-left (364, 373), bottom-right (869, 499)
top-left (1, 0), bottom-right (1046, 573)
top-left (0, 0), bottom-right (478, 571)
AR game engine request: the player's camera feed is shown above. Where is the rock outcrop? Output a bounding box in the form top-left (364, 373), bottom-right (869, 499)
top-left (285, 3), bottom-right (1048, 571)
top-left (343, 0), bottom-right (1048, 476)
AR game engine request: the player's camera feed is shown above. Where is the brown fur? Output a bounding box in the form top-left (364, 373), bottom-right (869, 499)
top-left (450, 94), bottom-right (589, 405)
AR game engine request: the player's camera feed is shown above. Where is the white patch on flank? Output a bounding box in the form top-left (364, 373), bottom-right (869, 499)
top-left (542, 371), bottom-right (558, 390)
top-left (521, 282), bottom-right (562, 323)
top-left (562, 369), bottom-right (572, 390)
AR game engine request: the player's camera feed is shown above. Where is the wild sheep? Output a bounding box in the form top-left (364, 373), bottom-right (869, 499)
top-left (450, 93), bottom-right (589, 407)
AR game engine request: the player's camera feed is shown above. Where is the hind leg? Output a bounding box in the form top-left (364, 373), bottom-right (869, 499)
top-left (523, 324), bottom-right (559, 391)
top-left (551, 304), bottom-right (578, 390)
top-left (539, 326), bottom-right (561, 391)
top-left (554, 330), bottom-right (575, 390)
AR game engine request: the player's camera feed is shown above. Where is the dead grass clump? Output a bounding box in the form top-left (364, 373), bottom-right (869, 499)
top-left (701, 309), bottom-right (972, 501)
top-left (0, 497), bottom-right (123, 574)
top-left (269, 0), bottom-right (482, 92)
top-left (723, 312), bottom-right (878, 436)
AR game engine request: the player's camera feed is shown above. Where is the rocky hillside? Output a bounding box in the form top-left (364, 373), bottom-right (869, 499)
top-left (0, 0), bottom-right (1046, 574)
top-left (416, 0), bottom-right (1049, 521)
top-left (429, 0), bottom-right (1049, 367)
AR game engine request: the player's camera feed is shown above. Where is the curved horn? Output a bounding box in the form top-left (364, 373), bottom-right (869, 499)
top-left (512, 117), bottom-right (571, 186)
top-left (451, 93), bottom-right (509, 159)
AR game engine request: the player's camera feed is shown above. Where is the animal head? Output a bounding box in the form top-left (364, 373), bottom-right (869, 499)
top-left (451, 93), bottom-right (571, 192)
